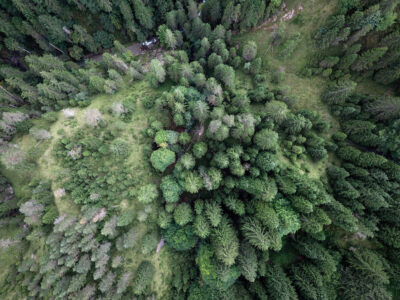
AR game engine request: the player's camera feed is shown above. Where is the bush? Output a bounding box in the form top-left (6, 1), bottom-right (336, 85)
top-left (42, 111), bottom-right (58, 123)
top-left (174, 203), bottom-right (193, 226)
top-left (142, 96), bottom-right (155, 109)
top-left (164, 224), bottom-right (198, 251)
top-left (150, 148), bottom-right (176, 172)
top-left (160, 175), bottom-right (183, 203)
top-left (193, 142), bottom-right (208, 158)
top-left (138, 184), bottom-right (159, 203)
top-left (254, 129), bottom-right (279, 151)
top-left (141, 231), bottom-right (159, 254)
top-left (110, 138), bottom-right (130, 158)
top-left (242, 41), bottom-right (257, 61)
top-left (133, 261), bottom-right (155, 295)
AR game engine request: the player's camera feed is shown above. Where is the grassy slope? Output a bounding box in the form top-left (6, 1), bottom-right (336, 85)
top-left (234, 0), bottom-right (337, 120)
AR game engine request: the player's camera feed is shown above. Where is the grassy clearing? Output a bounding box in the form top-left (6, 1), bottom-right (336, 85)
top-left (234, 0), bottom-right (337, 72)
top-left (1, 78), bottom-right (174, 296)
top-left (42, 79), bottom-right (173, 295)
top-left (3, 79), bottom-right (169, 216)
top-left (234, 0), bottom-right (340, 179)
top-left (233, 0), bottom-right (338, 130)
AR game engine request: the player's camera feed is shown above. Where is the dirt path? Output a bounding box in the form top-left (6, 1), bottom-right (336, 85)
top-left (156, 238), bottom-right (165, 253)
top-left (85, 41), bottom-right (155, 62)
top-left (253, 2), bottom-right (304, 32)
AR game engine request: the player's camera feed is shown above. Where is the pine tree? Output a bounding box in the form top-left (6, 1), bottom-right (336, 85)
top-left (265, 263), bottom-right (298, 300)
top-left (99, 271), bottom-right (115, 293)
top-left (174, 203), bottom-right (193, 226)
top-left (214, 64), bottom-right (235, 90)
top-left (194, 214), bottom-right (211, 238)
top-left (238, 242), bottom-right (258, 282)
top-left (133, 261), bottom-right (155, 295)
top-left (212, 218), bottom-right (239, 266)
top-left (205, 201), bottom-right (222, 227)
top-left (351, 47), bottom-right (388, 71)
top-left (253, 129), bottom-right (279, 151)
top-left (101, 216), bottom-right (118, 238)
top-left (133, 0), bottom-right (154, 30)
top-left (241, 218), bottom-right (269, 251)
top-left (116, 272), bottom-right (131, 294)
top-left (322, 80), bottom-right (357, 105)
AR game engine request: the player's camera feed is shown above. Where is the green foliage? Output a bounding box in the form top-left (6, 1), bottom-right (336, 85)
top-left (254, 129), bottom-right (279, 151)
top-left (110, 138), bottom-right (130, 158)
top-left (4, 2), bottom-right (400, 298)
top-left (150, 148), bottom-right (176, 172)
top-left (193, 142), bottom-right (208, 158)
top-left (133, 261), bottom-right (155, 295)
top-left (164, 224), bottom-right (198, 251)
top-left (212, 218), bottom-right (239, 266)
top-left (185, 171), bottom-right (203, 193)
top-left (242, 41), bottom-right (257, 61)
top-left (241, 218), bottom-right (270, 251)
top-left (138, 184), bottom-right (159, 203)
top-left (322, 80), bottom-right (356, 105)
top-left (194, 214), bottom-right (211, 238)
top-left (265, 263), bottom-right (298, 300)
top-left (238, 242), bottom-right (258, 282)
top-left (195, 245), bottom-right (240, 291)
top-left (174, 203), bottom-right (194, 226)
top-left (214, 64), bottom-right (235, 90)
top-left (160, 175), bottom-right (183, 203)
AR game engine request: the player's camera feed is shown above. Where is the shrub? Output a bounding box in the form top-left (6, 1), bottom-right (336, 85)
top-left (174, 203), bottom-right (193, 226)
top-left (42, 111), bottom-right (58, 123)
top-left (138, 184), bottom-right (159, 203)
top-left (133, 261), bottom-right (155, 295)
top-left (193, 142), bottom-right (208, 158)
top-left (142, 96), bottom-right (155, 109)
top-left (164, 224), bottom-right (198, 251)
top-left (242, 41), bottom-right (257, 61)
top-left (254, 129), bottom-right (279, 151)
top-left (160, 175), bottom-right (183, 203)
top-left (150, 148), bottom-right (176, 172)
top-left (141, 231), bottom-right (159, 254)
top-left (110, 138), bottom-right (130, 158)
top-left (155, 130), bottom-right (168, 146)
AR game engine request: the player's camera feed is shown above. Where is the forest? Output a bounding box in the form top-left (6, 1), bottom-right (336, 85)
top-left (0, 0), bottom-right (400, 299)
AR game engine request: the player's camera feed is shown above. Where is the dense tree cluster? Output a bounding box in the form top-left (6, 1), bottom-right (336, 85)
top-left (308, 1), bottom-right (400, 87)
top-left (1, 1), bottom-right (399, 299)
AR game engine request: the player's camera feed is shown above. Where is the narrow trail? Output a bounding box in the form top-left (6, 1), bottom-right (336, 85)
top-left (156, 238), bottom-right (165, 253)
top-left (253, 2), bottom-right (304, 32)
top-left (85, 41), bottom-right (161, 62)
